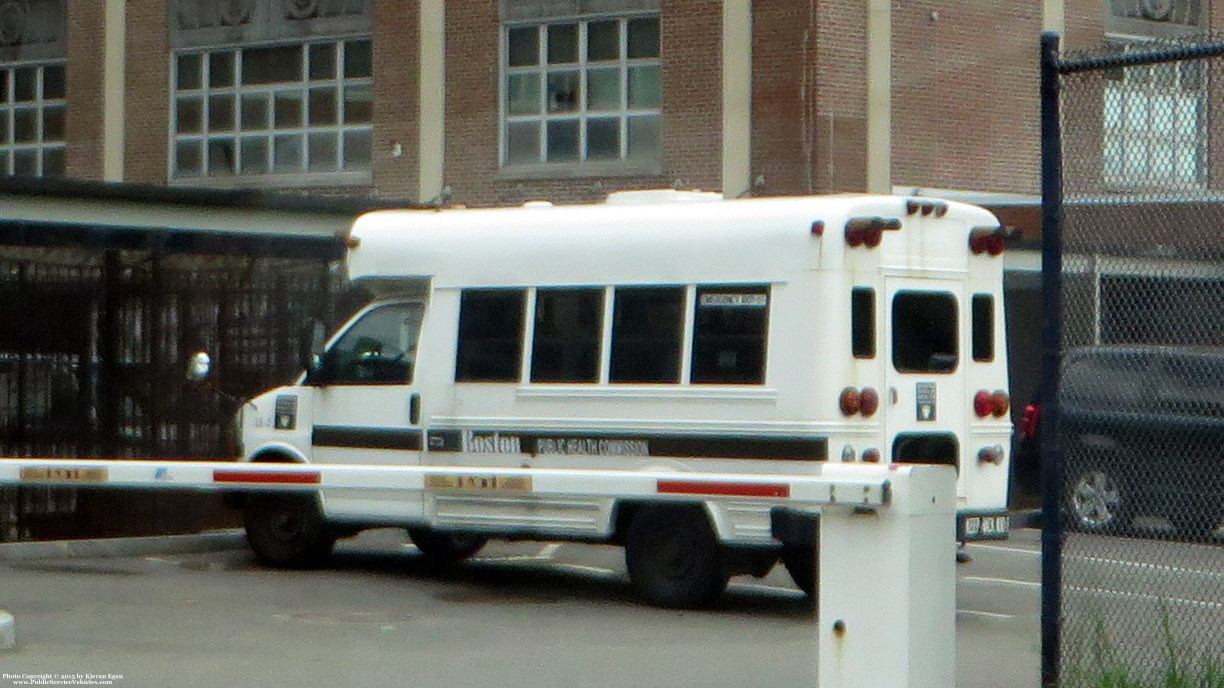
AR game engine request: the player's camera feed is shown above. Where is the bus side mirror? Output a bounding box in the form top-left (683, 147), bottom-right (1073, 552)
top-left (186, 351), bottom-right (212, 382)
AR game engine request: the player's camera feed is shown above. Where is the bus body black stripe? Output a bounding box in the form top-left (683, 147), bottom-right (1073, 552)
top-left (425, 430), bottom-right (825, 461)
top-left (312, 426), bottom-right (423, 451)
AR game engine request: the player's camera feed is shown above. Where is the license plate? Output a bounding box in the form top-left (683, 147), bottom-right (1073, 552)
top-left (959, 513), bottom-right (1010, 540)
top-left (425, 474), bottom-right (532, 492)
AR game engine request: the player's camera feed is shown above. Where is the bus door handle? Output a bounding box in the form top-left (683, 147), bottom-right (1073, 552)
top-left (409, 393), bottom-right (421, 425)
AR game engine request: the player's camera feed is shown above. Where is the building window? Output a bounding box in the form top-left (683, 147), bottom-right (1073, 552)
top-left (0, 62), bottom-right (65, 177)
top-left (170, 38), bottom-right (372, 184)
top-left (502, 14), bottom-right (661, 168)
top-left (1102, 39), bottom-right (1205, 189)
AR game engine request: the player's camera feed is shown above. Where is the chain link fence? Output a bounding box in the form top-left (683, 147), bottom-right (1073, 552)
top-left (1044, 33), bottom-right (1224, 687)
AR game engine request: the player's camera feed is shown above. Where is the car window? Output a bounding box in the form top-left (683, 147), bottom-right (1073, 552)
top-left (1158, 354), bottom-right (1224, 416)
top-left (1061, 351), bottom-right (1151, 407)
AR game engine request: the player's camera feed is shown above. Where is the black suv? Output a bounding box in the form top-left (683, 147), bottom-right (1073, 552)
top-left (1056, 346), bottom-right (1224, 539)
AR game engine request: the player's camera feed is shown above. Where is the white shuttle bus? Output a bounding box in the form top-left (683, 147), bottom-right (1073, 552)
top-left (232, 190), bottom-right (1013, 607)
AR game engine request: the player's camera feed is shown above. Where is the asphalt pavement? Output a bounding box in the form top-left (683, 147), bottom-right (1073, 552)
top-left (0, 527), bottom-right (1041, 688)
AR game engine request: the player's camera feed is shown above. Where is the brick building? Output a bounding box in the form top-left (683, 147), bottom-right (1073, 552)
top-left (0, 0), bottom-right (1182, 207)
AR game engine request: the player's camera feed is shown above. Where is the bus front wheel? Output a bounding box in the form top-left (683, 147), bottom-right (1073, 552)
top-left (244, 492), bottom-right (336, 569)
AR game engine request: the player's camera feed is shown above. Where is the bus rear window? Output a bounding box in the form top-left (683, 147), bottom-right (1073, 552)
top-left (851, 287), bottom-right (875, 359)
top-left (892, 291), bottom-right (958, 373)
top-left (972, 294), bottom-right (994, 362)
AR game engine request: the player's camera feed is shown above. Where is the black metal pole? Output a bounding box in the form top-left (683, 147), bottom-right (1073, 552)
top-left (1039, 30), bottom-right (1067, 688)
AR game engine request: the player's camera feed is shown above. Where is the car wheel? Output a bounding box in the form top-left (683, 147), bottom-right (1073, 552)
top-left (244, 492), bottom-right (336, 568)
top-left (1065, 463), bottom-right (1134, 534)
top-left (624, 505), bottom-right (728, 609)
top-left (407, 527), bottom-right (488, 562)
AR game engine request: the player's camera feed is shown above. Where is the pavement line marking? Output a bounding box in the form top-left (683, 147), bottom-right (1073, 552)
top-left (1068, 554), bottom-right (1224, 579)
top-left (538, 543), bottom-right (563, 559)
top-left (1065, 584), bottom-right (1224, 611)
top-left (967, 543), bottom-right (1041, 557)
top-left (730, 582), bottom-right (806, 596)
top-left (552, 563), bottom-right (621, 578)
top-left (958, 609), bottom-right (1017, 620)
top-left (960, 575), bottom-right (1041, 590)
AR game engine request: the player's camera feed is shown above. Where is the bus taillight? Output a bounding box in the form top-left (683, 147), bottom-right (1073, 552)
top-left (845, 217), bottom-right (901, 248)
top-left (840, 387), bottom-right (879, 417)
top-left (859, 387), bottom-right (879, 417)
top-left (973, 390), bottom-right (1010, 418)
top-left (969, 226), bottom-right (1010, 256)
top-left (839, 387), bottom-right (861, 415)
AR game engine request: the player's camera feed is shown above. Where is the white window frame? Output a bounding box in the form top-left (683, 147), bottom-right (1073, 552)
top-left (0, 60), bottom-right (66, 177)
top-left (1101, 37), bottom-right (1207, 190)
top-left (499, 12), bottom-right (662, 177)
top-left (169, 37), bottom-right (373, 188)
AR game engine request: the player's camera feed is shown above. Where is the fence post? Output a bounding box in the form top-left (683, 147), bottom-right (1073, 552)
top-left (817, 463), bottom-right (957, 688)
top-left (1038, 30), bottom-right (1065, 688)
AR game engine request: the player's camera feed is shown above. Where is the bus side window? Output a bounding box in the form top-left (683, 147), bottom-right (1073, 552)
top-left (691, 285), bottom-right (769, 384)
top-left (455, 289), bottom-right (527, 382)
top-left (610, 286), bottom-right (684, 383)
top-left (972, 294), bottom-right (994, 362)
top-left (531, 287), bottom-right (603, 383)
top-left (851, 287), bottom-right (875, 359)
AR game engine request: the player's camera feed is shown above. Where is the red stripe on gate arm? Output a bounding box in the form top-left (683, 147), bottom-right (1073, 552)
top-left (213, 469), bottom-right (322, 485)
top-left (656, 479), bottom-right (790, 498)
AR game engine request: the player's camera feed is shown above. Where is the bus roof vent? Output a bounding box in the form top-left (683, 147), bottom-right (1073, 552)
top-left (604, 189), bottom-right (723, 205)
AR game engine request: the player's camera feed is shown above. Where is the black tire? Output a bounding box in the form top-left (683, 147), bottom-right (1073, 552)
top-left (1065, 461), bottom-right (1134, 535)
top-left (781, 544), bottom-right (817, 597)
top-left (407, 527), bottom-right (488, 563)
top-left (244, 492), bottom-right (336, 569)
top-left (624, 505), bottom-right (728, 609)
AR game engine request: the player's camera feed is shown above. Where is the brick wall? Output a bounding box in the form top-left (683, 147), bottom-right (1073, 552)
top-left (124, 0), bottom-right (169, 185)
top-left (750, 1), bottom-right (817, 196)
top-left (373, 3), bottom-right (420, 201)
top-left (892, 1), bottom-right (1042, 195)
top-left (659, 0), bottom-right (721, 193)
top-left (813, 0), bottom-right (868, 193)
top-left (64, 4), bottom-right (104, 180)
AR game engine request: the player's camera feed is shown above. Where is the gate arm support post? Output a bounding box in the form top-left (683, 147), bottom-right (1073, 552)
top-left (817, 463), bottom-right (957, 688)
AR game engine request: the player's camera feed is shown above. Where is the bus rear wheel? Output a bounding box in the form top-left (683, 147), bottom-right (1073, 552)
top-left (244, 492), bottom-right (335, 569)
top-left (407, 527), bottom-right (488, 563)
top-left (624, 505), bottom-right (728, 609)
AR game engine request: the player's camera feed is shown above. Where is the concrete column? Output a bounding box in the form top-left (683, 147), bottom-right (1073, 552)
top-left (419, 0), bottom-right (446, 204)
top-left (721, 0), bottom-right (752, 198)
top-left (1043, 0), bottom-right (1065, 35)
top-left (866, 0), bottom-right (890, 193)
top-left (103, 0), bottom-right (126, 182)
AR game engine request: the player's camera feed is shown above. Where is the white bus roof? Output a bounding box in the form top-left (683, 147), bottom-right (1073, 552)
top-left (346, 193), bottom-right (997, 290)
